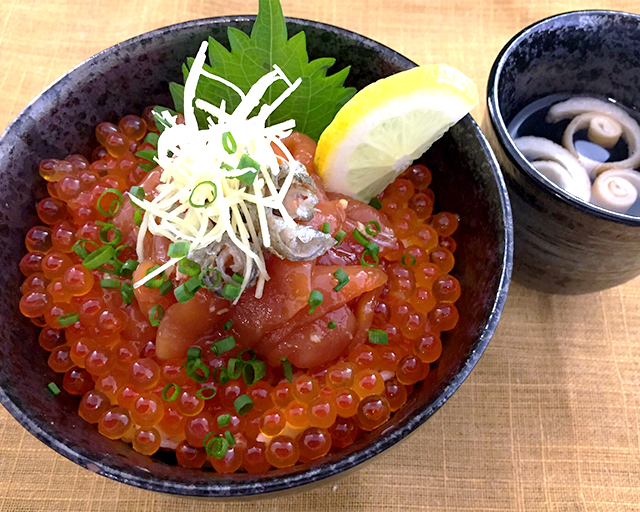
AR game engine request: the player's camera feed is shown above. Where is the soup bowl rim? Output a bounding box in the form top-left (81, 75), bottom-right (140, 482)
top-left (486, 8), bottom-right (640, 227)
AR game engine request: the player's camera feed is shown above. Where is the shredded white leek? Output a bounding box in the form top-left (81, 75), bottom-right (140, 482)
top-left (131, 40), bottom-right (302, 299)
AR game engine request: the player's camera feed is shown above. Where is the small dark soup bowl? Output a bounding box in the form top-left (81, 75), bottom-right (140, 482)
top-left (485, 10), bottom-right (640, 294)
top-left (0, 16), bottom-right (512, 497)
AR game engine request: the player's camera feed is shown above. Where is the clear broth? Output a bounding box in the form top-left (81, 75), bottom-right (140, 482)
top-left (507, 93), bottom-right (640, 217)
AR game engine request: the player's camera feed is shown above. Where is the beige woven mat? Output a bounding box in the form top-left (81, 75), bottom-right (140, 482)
top-left (2, 1), bottom-right (640, 510)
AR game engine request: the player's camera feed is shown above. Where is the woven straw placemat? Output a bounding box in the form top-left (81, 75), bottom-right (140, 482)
top-left (1, 1), bottom-right (640, 510)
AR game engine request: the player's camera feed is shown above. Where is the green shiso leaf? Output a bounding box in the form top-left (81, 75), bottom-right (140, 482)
top-left (169, 0), bottom-right (356, 141)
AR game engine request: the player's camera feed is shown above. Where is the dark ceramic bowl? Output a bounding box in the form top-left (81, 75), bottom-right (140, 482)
top-left (485, 10), bottom-right (640, 294)
top-left (0, 16), bottom-right (512, 498)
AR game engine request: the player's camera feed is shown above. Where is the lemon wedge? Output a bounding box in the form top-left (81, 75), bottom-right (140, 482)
top-left (315, 64), bottom-right (478, 201)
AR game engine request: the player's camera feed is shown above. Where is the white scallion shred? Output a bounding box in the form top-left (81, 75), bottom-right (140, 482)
top-left (131, 40), bottom-right (301, 299)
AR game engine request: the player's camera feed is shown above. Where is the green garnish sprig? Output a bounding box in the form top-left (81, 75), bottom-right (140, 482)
top-left (169, 0), bottom-right (356, 141)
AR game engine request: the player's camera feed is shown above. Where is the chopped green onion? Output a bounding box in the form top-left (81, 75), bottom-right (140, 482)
top-left (366, 242), bottom-right (380, 256)
top-left (56, 312), bottom-right (79, 327)
top-left (222, 283), bottom-right (241, 301)
top-left (129, 186), bottom-right (145, 203)
top-left (143, 132), bottom-right (159, 147)
top-left (243, 359), bottom-right (267, 386)
top-left (222, 131), bottom-right (237, 154)
top-left (279, 357), bottom-right (293, 383)
top-left (203, 431), bottom-right (216, 447)
top-left (162, 383), bottom-right (181, 402)
top-left (321, 222), bottom-right (330, 234)
top-left (174, 283), bottom-right (195, 303)
top-left (183, 357), bottom-right (197, 373)
top-left (200, 268), bottom-right (222, 289)
top-left (72, 240), bottom-right (89, 259)
top-left (211, 336), bottom-right (236, 355)
top-left (149, 305), bottom-right (164, 327)
top-left (96, 188), bottom-right (124, 218)
top-left (328, 320), bottom-right (337, 329)
top-left (120, 259), bottom-right (139, 278)
top-left (220, 162), bottom-right (234, 171)
top-left (333, 268), bottom-right (349, 292)
top-left (143, 265), bottom-right (165, 289)
top-left (353, 228), bottom-right (370, 247)
top-left (133, 208), bottom-right (144, 227)
top-left (231, 273), bottom-right (244, 284)
top-left (308, 290), bottom-right (324, 314)
top-left (369, 197), bottom-right (383, 210)
top-left (159, 281), bottom-right (174, 296)
top-left (217, 414), bottom-right (231, 428)
top-left (121, 283), bottom-right (134, 305)
top-left (401, 254), bottom-right (417, 267)
top-left (186, 347), bottom-right (202, 360)
top-left (47, 382), bottom-right (61, 396)
top-left (224, 430), bottom-right (236, 446)
top-left (223, 320), bottom-right (233, 331)
top-left (98, 258), bottom-right (124, 276)
top-left (226, 358), bottom-right (243, 380)
top-left (139, 163), bottom-right (156, 173)
top-left (178, 258), bottom-right (200, 277)
top-left (82, 245), bottom-right (115, 270)
top-left (184, 276), bottom-right (202, 294)
top-left (233, 394), bottom-right (254, 416)
top-left (237, 349), bottom-right (257, 362)
top-left (185, 358), bottom-right (210, 383)
top-left (204, 436), bottom-right (229, 459)
top-left (72, 239), bottom-right (98, 260)
top-left (196, 387), bottom-right (217, 400)
top-left (212, 367), bottom-right (230, 385)
top-left (360, 250), bottom-right (379, 267)
top-left (189, 181), bottom-right (217, 208)
top-left (98, 223), bottom-right (123, 246)
top-left (115, 244), bottom-right (134, 258)
top-left (334, 230), bottom-right (346, 244)
top-left (368, 329), bottom-right (389, 345)
top-left (167, 242), bottom-right (191, 258)
top-left (365, 220), bottom-right (381, 236)
top-left (100, 278), bottom-right (120, 289)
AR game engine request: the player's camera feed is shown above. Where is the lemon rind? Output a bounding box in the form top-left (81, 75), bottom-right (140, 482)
top-left (315, 64), bottom-right (478, 201)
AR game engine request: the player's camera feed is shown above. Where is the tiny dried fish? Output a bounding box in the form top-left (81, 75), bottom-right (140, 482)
top-left (188, 233), bottom-right (259, 295)
top-left (264, 160), bottom-right (335, 260)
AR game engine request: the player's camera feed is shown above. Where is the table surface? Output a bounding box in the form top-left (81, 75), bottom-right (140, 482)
top-left (2, 1), bottom-right (640, 511)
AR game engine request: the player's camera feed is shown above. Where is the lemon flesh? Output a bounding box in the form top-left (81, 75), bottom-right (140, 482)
top-left (315, 65), bottom-right (478, 202)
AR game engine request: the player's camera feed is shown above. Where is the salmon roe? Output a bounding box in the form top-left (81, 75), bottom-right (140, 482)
top-left (20, 110), bottom-right (461, 473)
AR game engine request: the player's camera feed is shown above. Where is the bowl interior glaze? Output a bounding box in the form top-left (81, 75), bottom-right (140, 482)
top-left (0, 16), bottom-right (512, 497)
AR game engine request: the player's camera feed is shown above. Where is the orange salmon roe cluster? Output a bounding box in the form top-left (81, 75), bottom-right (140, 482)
top-left (19, 109), bottom-right (461, 472)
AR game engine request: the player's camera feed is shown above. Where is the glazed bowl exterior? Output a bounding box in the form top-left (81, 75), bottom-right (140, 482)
top-left (0, 16), bottom-right (512, 497)
top-left (485, 10), bottom-right (640, 294)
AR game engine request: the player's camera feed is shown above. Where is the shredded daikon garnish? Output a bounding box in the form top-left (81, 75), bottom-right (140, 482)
top-left (131, 40), bottom-right (302, 299)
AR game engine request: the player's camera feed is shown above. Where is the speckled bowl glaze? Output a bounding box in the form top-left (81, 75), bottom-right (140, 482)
top-left (485, 10), bottom-right (640, 294)
top-left (0, 16), bottom-right (512, 498)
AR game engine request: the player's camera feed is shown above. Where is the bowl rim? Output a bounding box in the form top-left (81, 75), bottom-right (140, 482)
top-left (486, 8), bottom-right (640, 227)
top-left (0, 14), bottom-right (513, 498)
